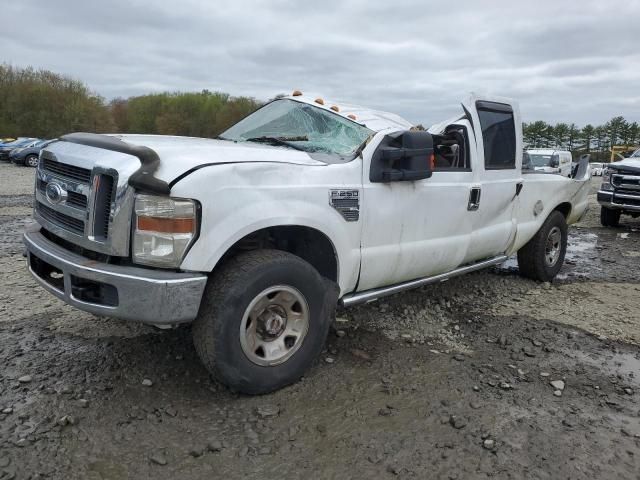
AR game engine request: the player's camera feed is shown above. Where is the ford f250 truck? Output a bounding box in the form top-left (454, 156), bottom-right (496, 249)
top-left (598, 150), bottom-right (640, 226)
top-left (24, 93), bottom-right (591, 394)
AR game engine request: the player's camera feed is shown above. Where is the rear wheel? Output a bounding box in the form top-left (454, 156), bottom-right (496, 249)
top-left (600, 207), bottom-right (620, 227)
top-left (517, 211), bottom-right (568, 282)
top-left (25, 155), bottom-right (39, 168)
top-left (192, 249), bottom-right (337, 394)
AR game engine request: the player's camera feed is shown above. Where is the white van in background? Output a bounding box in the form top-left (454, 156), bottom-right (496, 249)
top-left (526, 149), bottom-right (572, 176)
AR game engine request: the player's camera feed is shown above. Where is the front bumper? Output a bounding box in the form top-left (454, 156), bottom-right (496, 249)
top-left (597, 190), bottom-right (640, 212)
top-left (23, 227), bottom-right (207, 324)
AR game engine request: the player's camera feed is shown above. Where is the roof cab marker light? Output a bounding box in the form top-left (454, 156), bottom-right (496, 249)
top-left (330, 105), bottom-right (340, 112)
top-left (315, 98), bottom-right (325, 105)
top-left (292, 90), bottom-right (303, 96)
top-left (347, 114), bottom-right (357, 120)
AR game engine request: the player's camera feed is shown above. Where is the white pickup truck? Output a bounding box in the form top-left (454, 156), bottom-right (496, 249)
top-left (598, 150), bottom-right (640, 226)
top-left (24, 93), bottom-right (590, 394)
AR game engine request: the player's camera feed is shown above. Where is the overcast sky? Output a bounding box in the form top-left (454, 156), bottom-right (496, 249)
top-left (2, 0), bottom-right (639, 127)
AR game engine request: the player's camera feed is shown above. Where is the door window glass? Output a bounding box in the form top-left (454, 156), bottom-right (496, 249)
top-left (477, 102), bottom-right (516, 169)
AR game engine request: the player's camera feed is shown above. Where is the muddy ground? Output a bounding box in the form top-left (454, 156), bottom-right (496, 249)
top-left (1, 163), bottom-right (639, 479)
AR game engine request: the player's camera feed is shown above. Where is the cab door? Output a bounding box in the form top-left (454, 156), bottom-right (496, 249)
top-left (461, 94), bottom-right (522, 261)
top-left (357, 124), bottom-right (477, 292)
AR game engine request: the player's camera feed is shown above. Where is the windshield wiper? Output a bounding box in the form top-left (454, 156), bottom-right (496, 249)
top-left (244, 136), bottom-right (308, 150)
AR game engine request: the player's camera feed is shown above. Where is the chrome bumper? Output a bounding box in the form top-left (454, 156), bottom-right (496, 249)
top-left (23, 227), bottom-right (207, 324)
top-left (597, 191), bottom-right (640, 212)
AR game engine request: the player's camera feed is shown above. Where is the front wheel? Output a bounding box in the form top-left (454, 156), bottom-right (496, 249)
top-left (192, 249), bottom-right (337, 394)
top-left (600, 207), bottom-right (620, 227)
top-left (517, 211), bottom-right (568, 282)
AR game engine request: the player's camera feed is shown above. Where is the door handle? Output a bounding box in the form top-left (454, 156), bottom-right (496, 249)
top-left (468, 187), bottom-right (481, 211)
top-left (512, 182), bottom-right (523, 201)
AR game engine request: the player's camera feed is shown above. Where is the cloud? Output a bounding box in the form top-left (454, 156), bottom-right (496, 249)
top-left (1, 0), bottom-right (639, 126)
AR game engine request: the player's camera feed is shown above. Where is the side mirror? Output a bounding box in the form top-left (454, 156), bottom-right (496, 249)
top-left (549, 154), bottom-right (559, 168)
top-left (370, 131), bottom-right (433, 183)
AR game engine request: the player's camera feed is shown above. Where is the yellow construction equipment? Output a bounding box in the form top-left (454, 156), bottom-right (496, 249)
top-left (610, 145), bottom-right (639, 162)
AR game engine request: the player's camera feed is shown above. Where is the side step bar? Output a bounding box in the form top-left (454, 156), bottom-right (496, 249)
top-left (340, 255), bottom-right (508, 307)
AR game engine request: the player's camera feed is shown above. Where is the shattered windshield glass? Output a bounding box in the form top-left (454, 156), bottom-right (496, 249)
top-left (220, 99), bottom-right (373, 157)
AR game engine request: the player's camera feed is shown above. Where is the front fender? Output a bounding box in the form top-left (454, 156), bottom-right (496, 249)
top-left (170, 162), bottom-right (363, 295)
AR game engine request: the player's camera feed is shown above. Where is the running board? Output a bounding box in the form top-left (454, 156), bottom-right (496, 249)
top-left (340, 255), bottom-right (508, 307)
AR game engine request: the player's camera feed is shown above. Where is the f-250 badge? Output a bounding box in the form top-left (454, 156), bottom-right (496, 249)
top-left (329, 189), bottom-right (360, 222)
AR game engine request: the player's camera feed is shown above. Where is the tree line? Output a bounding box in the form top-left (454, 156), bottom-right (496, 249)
top-left (0, 64), bottom-right (112, 138)
top-left (0, 64), bottom-right (262, 140)
top-left (523, 117), bottom-right (639, 162)
top-left (2, 64), bottom-right (639, 162)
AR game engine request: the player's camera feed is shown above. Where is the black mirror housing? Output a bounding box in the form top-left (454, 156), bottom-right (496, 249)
top-left (549, 154), bottom-right (560, 168)
top-left (370, 131), bottom-right (434, 183)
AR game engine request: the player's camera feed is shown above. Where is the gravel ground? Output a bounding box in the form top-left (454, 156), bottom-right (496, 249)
top-left (1, 162), bottom-right (639, 479)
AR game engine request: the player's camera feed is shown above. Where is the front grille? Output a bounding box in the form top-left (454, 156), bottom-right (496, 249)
top-left (96, 175), bottom-right (114, 238)
top-left (612, 174), bottom-right (640, 193)
top-left (41, 158), bottom-right (92, 184)
top-left (37, 203), bottom-right (85, 235)
top-left (615, 188), bottom-right (640, 196)
top-left (37, 158), bottom-right (116, 242)
top-left (67, 191), bottom-right (89, 209)
top-left (614, 196), bottom-right (640, 207)
top-left (37, 179), bottom-right (88, 210)
top-left (612, 168), bottom-right (640, 176)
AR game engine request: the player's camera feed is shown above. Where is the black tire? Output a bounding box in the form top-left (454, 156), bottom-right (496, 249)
top-left (192, 249), bottom-right (338, 395)
top-left (600, 207), bottom-right (620, 227)
top-left (24, 154), bottom-right (38, 168)
top-left (517, 211), bottom-right (568, 282)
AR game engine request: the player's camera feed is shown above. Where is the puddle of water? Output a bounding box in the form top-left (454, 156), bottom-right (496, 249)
top-left (570, 348), bottom-right (640, 385)
top-left (497, 230), bottom-right (601, 278)
top-left (565, 232), bottom-right (599, 260)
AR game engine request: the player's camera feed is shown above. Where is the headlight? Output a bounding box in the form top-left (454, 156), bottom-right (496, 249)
top-left (133, 194), bottom-right (199, 268)
top-left (601, 168), bottom-right (612, 191)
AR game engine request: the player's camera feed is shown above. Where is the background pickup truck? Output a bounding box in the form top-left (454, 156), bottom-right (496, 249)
top-left (24, 93), bottom-right (590, 394)
top-left (598, 150), bottom-right (640, 226)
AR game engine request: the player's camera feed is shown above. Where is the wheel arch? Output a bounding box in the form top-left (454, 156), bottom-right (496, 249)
top-left (553, 202), bottom-right (572, 219)
top-left (217, 224), bottom-right (340, 284)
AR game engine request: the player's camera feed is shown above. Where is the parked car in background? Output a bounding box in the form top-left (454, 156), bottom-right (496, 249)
top-left (0, 138), bottom-right (39, 161)
top-left (10, 139), bottom-right (55, 167)
top-left (1, 137), bottom-right (16, 144)
top-left (590, 162), bottom-right (604, 176)
top-left (526, 149), bottom-right (572, 176)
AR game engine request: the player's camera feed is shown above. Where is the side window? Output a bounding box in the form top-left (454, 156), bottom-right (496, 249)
top-left (476, 102), bottom-right (516, 169)
top-left (432, 125), bottom-right (471, 171)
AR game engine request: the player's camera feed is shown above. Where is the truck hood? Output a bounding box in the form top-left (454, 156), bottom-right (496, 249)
top-left (608, 158), bottom-right (640, 173)
top-left (113, 134), bottom-right (327, 184)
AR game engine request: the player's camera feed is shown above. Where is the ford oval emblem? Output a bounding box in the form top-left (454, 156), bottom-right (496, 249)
top-left (45, 182), bottom-right (68, 205)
